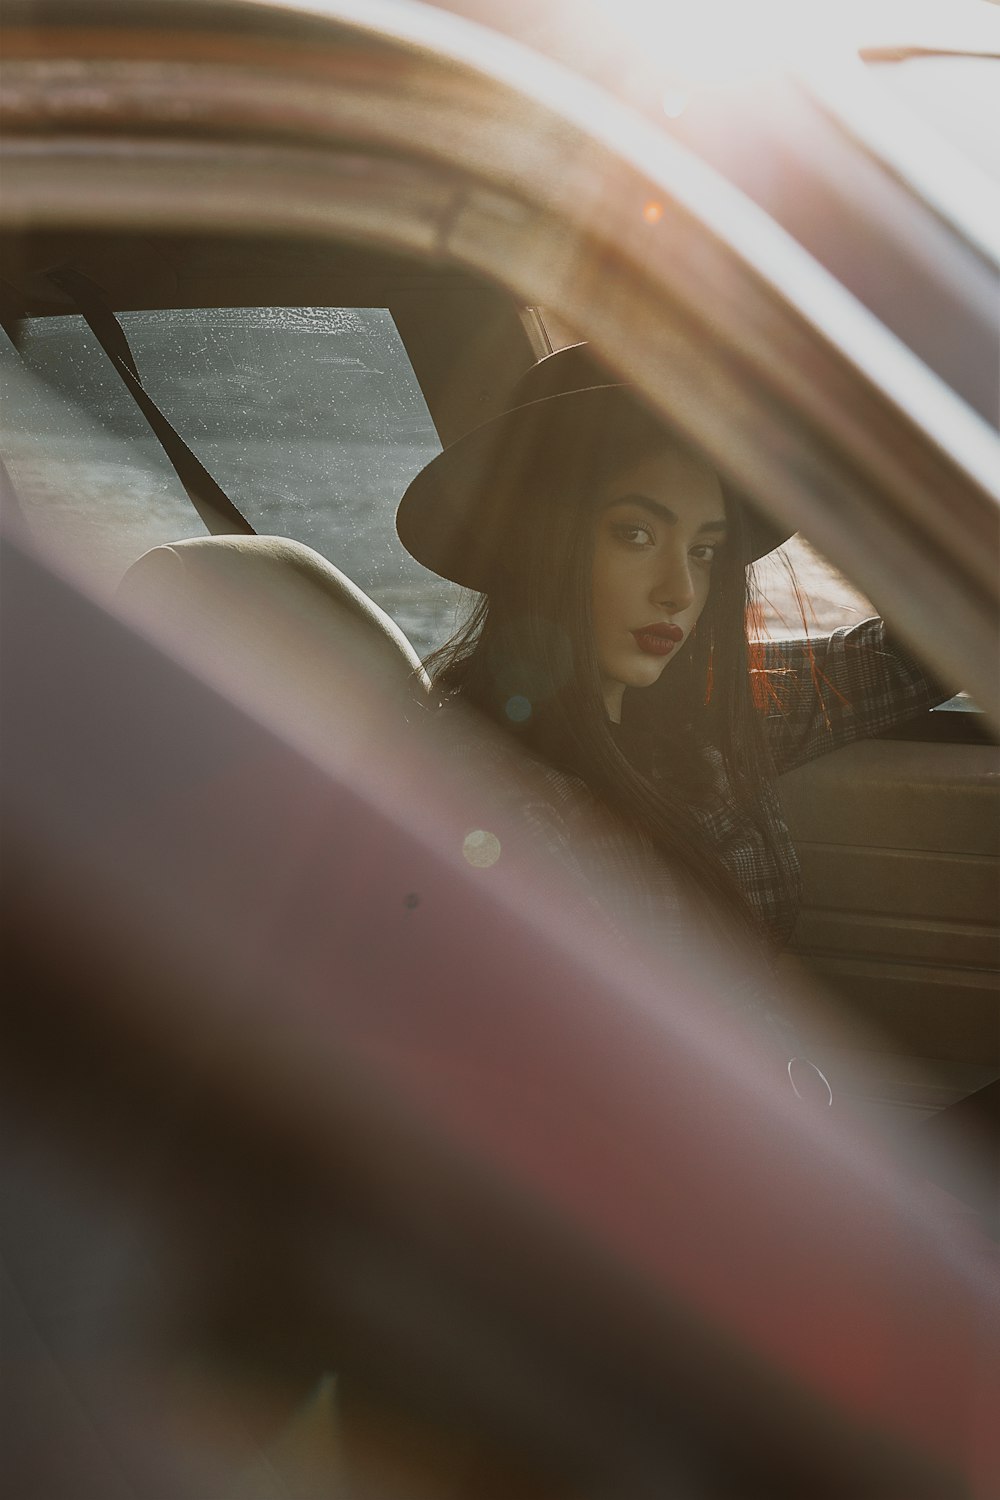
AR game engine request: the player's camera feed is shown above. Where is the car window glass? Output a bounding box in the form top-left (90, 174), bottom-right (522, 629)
top-left (752, 535), bottom-right (973, 718)
top-left (0, 306), bottom-right (462, 657)
top-left (751, 535), bottom-right (873, 638)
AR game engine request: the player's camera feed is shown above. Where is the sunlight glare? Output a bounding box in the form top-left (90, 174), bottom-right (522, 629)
top-left (590, 0), bottom-right (840, 86)
top-left (591, 0), bottom-right (1000, 88)
top-left (661, 86), bottom-right (689, 119)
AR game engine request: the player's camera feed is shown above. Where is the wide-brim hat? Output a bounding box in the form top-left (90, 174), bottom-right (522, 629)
top-left (397, 344), bottom-right (793, 590)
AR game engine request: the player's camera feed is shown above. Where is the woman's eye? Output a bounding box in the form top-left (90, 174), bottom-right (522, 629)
top-left (690, 543), bottom-right (718, 563)
top-left (611, 521), bottom-right (654, 547)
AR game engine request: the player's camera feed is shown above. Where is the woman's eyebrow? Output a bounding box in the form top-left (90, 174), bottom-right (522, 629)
top-left (607, 494), bottom-right (727, 534)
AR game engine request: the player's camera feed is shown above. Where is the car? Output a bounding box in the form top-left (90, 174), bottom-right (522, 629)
top-left (2, 1), bottom-right (999, 1496)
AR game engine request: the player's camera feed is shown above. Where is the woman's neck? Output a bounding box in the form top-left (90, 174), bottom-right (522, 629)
top-left (602, 680), bottom-right (625, 723)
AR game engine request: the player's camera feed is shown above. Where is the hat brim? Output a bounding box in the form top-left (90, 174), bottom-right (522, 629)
top-left (397, 385), bottom-right (792, 590)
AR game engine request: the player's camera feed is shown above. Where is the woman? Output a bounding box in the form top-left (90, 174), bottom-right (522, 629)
top-left (396, 344), bottom-right (946, 971)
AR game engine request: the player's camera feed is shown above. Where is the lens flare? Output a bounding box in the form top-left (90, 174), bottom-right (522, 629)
top-left (463, 829), bottom-right (502, 868)
top-left (505, 694), bottom-right (533, 723)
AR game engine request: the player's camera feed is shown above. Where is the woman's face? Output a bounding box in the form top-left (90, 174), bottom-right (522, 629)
top-left (591, 444), bottom-right (727, 721)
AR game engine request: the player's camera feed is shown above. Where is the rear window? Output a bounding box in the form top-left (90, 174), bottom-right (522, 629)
top-left (0, 305), bottom-right (461, 657)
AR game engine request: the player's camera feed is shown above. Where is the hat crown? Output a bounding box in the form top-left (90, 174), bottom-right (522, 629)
top-left (397, 341), bottom-right (792, 587)
top-left (511, 343), bottom-right (621, 408)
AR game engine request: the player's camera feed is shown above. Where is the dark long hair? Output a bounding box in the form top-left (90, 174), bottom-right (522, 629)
top-left (425, 408), bottom-right (786, 933)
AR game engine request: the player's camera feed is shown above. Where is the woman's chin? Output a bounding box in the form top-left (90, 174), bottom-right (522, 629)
top-left (599, 649), bottom-right (673, 711)
top-left (625, 655), bottom-right (673, 690)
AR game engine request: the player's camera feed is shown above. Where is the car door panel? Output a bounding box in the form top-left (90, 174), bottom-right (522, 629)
top-left (779, 737), bottom-right (1000, 1076)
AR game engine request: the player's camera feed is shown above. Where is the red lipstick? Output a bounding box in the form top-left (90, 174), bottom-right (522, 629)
top-left (632, 623), bottom-right (684, 656)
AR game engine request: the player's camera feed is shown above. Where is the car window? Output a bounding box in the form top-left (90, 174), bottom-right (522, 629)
top-left (534, 317), bottom-right (980, 723)
top-left (751, 535), bottom-right (873, 638)
top-left (754, 526), bottom-right (975, 723)
top-left (0, 305), bottom-right (462, 657)
top-left (0, 300), bottom-right (978, 718)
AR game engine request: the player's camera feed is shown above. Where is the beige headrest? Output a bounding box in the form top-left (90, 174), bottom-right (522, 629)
top-left (118, 535), bottom-right (429, 759)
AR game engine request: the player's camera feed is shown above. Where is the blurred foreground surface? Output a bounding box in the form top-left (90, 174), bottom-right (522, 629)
top-left (3, 523), bottom-right (998, 1499)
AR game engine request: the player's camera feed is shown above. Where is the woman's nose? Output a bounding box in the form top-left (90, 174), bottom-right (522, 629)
top-left (652, 552), bottom-right (695, 613)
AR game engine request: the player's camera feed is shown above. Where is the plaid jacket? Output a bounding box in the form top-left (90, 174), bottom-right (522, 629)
top-left (468, 619), bottom-right (946, 963)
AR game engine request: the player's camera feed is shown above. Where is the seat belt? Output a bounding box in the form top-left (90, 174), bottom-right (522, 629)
top-left (47, 267), bottom-right (255, 538)
top-left (0, 452), bottom-right (30, 535)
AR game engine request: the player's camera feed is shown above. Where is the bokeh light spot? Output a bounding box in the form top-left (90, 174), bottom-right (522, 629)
top-left (505, 694), bottom-right (533, 723)
top-left (662, 87), bottom-right (688, 118)
top-left (642, 200), bottom-right (664, 224)
top-left (462, 829), bottom-right (502, 869)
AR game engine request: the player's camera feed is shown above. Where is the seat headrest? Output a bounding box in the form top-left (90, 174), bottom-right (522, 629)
top-left (118, 536), bottom-right (430, 755)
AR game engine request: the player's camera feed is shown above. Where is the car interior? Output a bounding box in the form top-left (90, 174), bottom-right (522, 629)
top-left (3, 227), bottom-right (997, 1132)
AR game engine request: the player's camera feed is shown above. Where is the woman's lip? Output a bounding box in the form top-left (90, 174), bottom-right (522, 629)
top-left (633, 624), bottom-right (684, 656)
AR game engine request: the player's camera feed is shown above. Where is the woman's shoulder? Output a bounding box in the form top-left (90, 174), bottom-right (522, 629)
top-left (428, 698), bottom-right (665, 886)
top-left (428, 697), bottom-right (596, 826)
